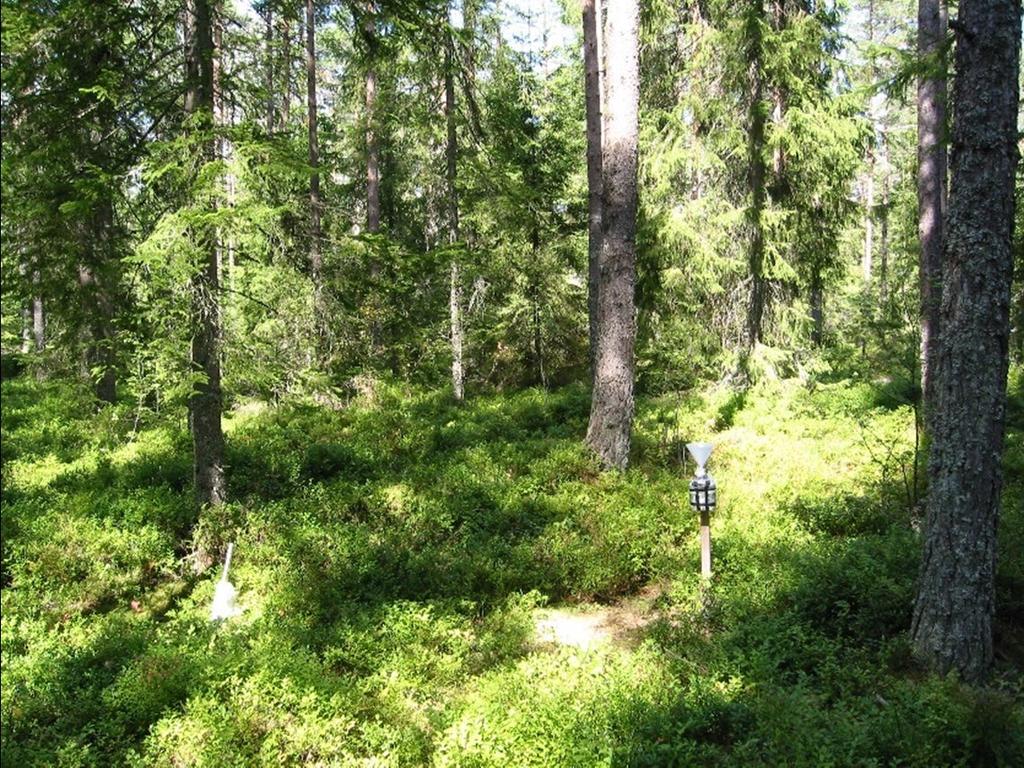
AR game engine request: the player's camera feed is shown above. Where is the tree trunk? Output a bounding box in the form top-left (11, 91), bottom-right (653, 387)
top-left (918, 0), bottom-right (948, 436)
top-left (529, 226), bottom-right (547, 388)
top-left (364, 14), bottom-right (382, 355)
top-left (880, 133), bottom-right (891, 302)
top-left (445, 26), bottom-right (464, 401)
top-left (911, 0), bottom-right (1021, 683)
top-left (20, 264), bottom-right (44, 356)
top-left (306, 0), bottom-right (325, 348)
top-left (745, 1), bottom-right (767, 349)
top-left (810, 273), bottom-right (823, 347)
top-left (186, 0), bottom-right (227, 509)
top-left (863, 151), bottom-right (874, 282)
top-left (31, 291), bottom-right (44, 361)
top-left (78, 190), bottom-right (118, 404)
top-left (582, 0), bottom-right (603, 382)
top-left (281, 15), bottom-right (292, 130)
top-left (585, 0), bottom-right (639, 471)
top-left (264, 4), bottom-right (275, 132)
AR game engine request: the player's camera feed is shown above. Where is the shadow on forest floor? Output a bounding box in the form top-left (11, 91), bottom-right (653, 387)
top-left (2, 372), bottom-right (1023, 765)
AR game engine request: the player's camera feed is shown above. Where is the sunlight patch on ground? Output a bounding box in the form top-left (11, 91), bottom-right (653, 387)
top-left (533, 585), bottom-right (663, 651)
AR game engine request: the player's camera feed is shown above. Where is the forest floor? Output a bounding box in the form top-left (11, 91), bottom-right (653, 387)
top-left (2, 365), bottom-right (1023, 766)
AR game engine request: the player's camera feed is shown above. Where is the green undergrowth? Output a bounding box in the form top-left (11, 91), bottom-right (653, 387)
top-left (2, 369), bottom-right (1022, 766)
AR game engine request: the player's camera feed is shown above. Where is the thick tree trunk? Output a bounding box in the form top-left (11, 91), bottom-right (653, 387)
top-left (186, 0), bottom-right (227, 509)
top-left (918, 0), bottom-right (948, 435)
top-left (445, 29), bottom-right (464, 401)
top-left (911, 0), bottom-right (1021, 683)
top-left (582, 0), bottom-right (603, 382)
top-left (745, 1), bottom-right (768, 349)
top-left (585, 0), bottom-right (639, 471)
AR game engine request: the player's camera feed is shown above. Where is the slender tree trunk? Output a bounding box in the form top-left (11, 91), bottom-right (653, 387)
top-left (264, 4), bottom-right (275, 132)
top-left (20, 303), bottom-right (31, 355)
top-left (529, 226), bottom-right (547, 388)
top-left (911, 0), bottom-right (1021, 683)
top-left (863, 151), bottom-right (874, 282)
top-left (20, 263), bottom-right (44, 356)
top-left (281, 15), bottom-right (292, 130)
top-left (31, 289), bottom-right (44, 360)
top-left (810, 272), bottom-right (823, 347)
top-left (364, 14), bottom-right (383, 356)
top-left (305, 0), bottom-right (325, 350)
top-left (880, 132), bottom-right (891, 302)
top-left (862, 0), bottom-right (878, 285)
top-left (445, 27), bottom-right (464, 401)
top-left (918, 0), bottom-right (948, 436)
top-left (78, 189), bottom-right (118, 404)
top-left (745, 1), bottom-right (767, 349)
top-left (585, 0), bottom-right (639, 471)
top-left (365, 67), bottom-right (380, 234)
top-left (186, 0), bottom-right (227, 509)
top-left (582, 0), bottom-right (603, 382)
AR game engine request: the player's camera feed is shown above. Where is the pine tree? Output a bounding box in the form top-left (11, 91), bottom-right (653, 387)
top-left (911, 0), bottom-right (1021, 682)
top-left (586, 0), bottom-right (639, 470)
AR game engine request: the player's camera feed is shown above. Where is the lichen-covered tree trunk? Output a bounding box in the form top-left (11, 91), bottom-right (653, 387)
top-left (918, 0), bottom-right (948, 437)
top-left (582, 0), bottom-right (603, 382)
top-left (444, 27), bottom-right (464, 402)
top-left (186, 0), bottom-right (227, 510)
top-left (21, 264), bottom-right (44, 356)
top-left (585, 0), bottom-right (638, 471)
top-left (911, 0), bottom-right (1021, 683)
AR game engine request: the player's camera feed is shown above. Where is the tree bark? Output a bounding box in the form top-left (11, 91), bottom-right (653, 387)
top-left (880, 133), bottom-right (891, 303)
top-left (863, 150), bottom-right (874, 282)
top-left (20, 264), bottom-right (44, 356)
top-left (911, 0), bottom-right (1021, 683)
top-left (78, 190), bottom-right (118, 404)
top-left (306, 0), bottom-right (325, 349)
top-left (364, 12), bottom-right (383, 355)
top-left (810, 272), bottom-right (823, 347)
top-left (185, 0), bottom-right (227, 509)
top-left (445, 26), bottom-right (464, 401)
top-left (281, 15), bottom-right (292, 130)
top-left (585, 0), bottom-right (638, 471)
top-left (582, 0), bottom-right (603, 382)
top-left (745, 0), bottom-right (768, 348)
top-left (918, 0), bottom-right (948, 436)
top-left (264, 4), bottom-right (275, 132)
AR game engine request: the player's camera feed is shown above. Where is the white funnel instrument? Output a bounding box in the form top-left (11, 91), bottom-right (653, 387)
top-left (210, 542), bottom-right (241, 621)
top-left (686, 442), bottom-right (713, 476)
